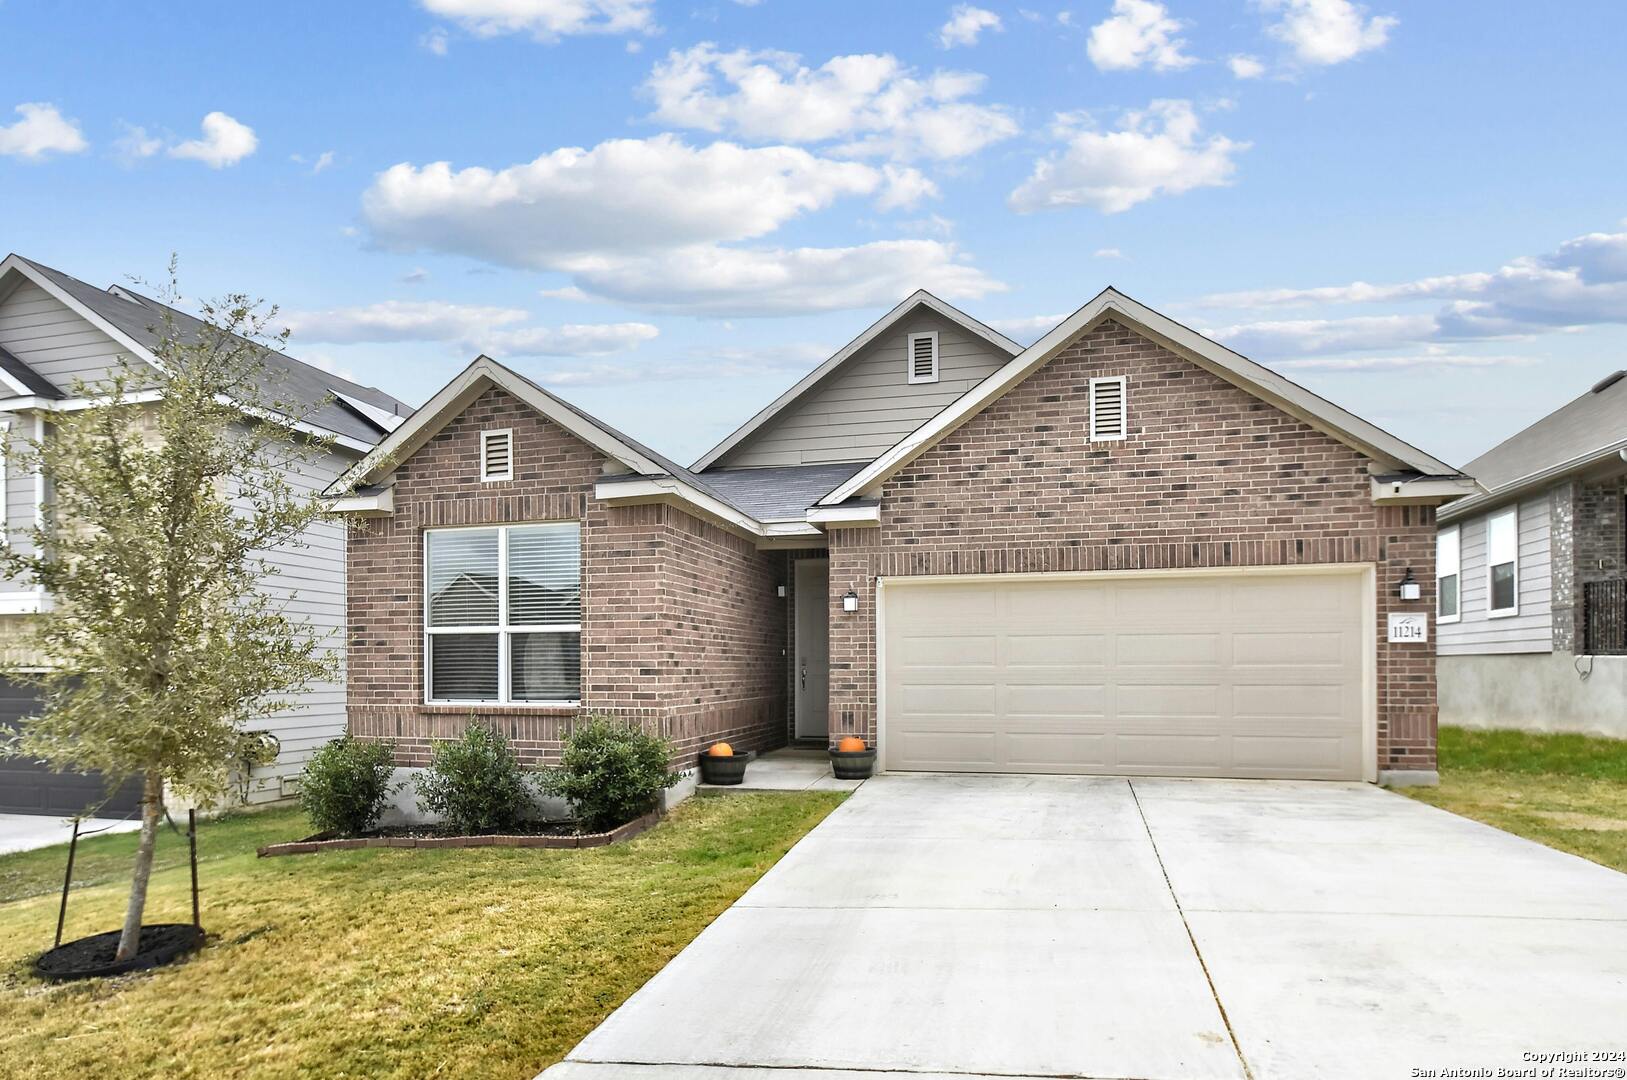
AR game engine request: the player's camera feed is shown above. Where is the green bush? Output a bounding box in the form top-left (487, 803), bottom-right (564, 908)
top-left (539, 715), bottom-right (678, 832)
top-left (415, 723), bottom-right (535, 834)
top-left (299, 736), bottom-right (401, 836)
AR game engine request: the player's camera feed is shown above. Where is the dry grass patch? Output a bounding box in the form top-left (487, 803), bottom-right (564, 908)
top-left (0, 790), bottom-right (845, 1079)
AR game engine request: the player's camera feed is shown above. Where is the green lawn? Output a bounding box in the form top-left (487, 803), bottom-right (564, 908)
top-left (0, 790), bottom-right (845, 1080)
top-left (1404, 726), bottom-right (1627, 873)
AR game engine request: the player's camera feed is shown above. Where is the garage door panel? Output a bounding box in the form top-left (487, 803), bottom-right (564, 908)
top-left (883, 572), bottom-right (1367, 780)
top-left (1004, 633), bottom-right (1108, 666)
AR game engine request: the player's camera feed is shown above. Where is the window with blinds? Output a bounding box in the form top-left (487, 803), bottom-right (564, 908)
top-left (1088, 376), bottom-right (1128, 441)
top-left (907, 331), bottom-right (939, 384)
top-left (480, 429), bottom-right (513, 482)
top-left (425, 522), bottom-right (581, 703)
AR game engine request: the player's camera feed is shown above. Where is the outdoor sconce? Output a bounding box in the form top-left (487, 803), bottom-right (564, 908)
top-left (842, 590), bottom-right (859, 613)
top-left (1396, 568), bottom-right (1421, 601)
top-left (776, 584), bottom-right (787, 598)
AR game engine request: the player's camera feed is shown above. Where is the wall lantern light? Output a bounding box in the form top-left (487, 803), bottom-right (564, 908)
top-left (1396, 568), bottom-right (1421, 601)
top-left (842, 590), bottom-right (859, 613)
top-left (776, 584), bottom-right (787, 598)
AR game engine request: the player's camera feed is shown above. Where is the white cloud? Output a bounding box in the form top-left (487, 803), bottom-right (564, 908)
top-left (1228, 54), bottom-right (1266, 79)
top-left (282, 299), bottom-right (658, 357)
top-left (1009, 100), bottom-right (1247, 214)
top-left (1275, 349), bottom-right (1539, 372)
top-left (1095, 247), bottom-right (1125, 258)
top-left (292, 150), bottom-right (337, 174)
top-left (0, 102), bottom-right (88, 160)
top-left (989, 313), bottom-right (1066, 342)
top-left (1260, 0), bottom-right (1395, 66)
top-left (1200, 229), bottom-right (1627, 357)
top-left (532, 343), bottom-right (831, 388)
top-left (419, 0), bottom-right (654, 41)
top-left (113, 123), bottom-right (162, 164)
top-left (939, 5), bottom-right (1002, 48)
top-left (644, 45), bottom-right (1018, 161)
top-left (561, 240), bottom-right (1005, 317)
top-left (363, 134), bottom-right (926, 269)
top-left (422, 27), bottom-right (451, 54)
top-left (1087, 0), bottom-right (1196, 72)
top-left (169, 111), bottom-right (258, 168)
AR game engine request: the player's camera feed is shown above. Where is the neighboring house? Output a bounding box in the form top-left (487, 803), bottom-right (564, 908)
top-left (332, 288), bottom-right (1475, 786)
top-left (0, 254), bottom-right (411, 816)
top-left (1438, 370), bottom-right (1627, 737)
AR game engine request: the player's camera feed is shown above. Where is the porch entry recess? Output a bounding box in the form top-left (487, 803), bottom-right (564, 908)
top-left (794, 558), bottom-right (830, 741)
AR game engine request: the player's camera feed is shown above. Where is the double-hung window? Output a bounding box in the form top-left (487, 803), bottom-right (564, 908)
top-left (1485, 507), bottom-right (1519, 617)
top-left (1436, 524), bottom-right (1460, 623)
top-left (424, 523), bottom-right (581, 704)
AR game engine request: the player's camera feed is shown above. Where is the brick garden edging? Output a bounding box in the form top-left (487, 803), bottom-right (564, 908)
top-left (256, 809), bottom-right (663, 858)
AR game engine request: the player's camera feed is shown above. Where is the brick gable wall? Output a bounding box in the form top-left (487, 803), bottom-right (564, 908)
top-left (346, 385), bottom-right (787, 768)
top-left (826, 318), bottom-right (1438, 774)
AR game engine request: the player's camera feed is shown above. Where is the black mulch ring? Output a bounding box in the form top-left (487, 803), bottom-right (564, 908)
top-left (33, 923), bottom-right (205, 982)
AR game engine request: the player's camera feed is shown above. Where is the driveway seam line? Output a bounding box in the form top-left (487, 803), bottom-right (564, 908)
top-left (1126, 779), bottom-right (1254, 1080)
top-left (565, 1055), bottom-right (1169, 1079)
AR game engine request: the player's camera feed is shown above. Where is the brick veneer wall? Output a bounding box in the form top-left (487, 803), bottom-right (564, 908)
top-left (1553, 477), bottom-right (1627, 653)
top-left (346, 385), bottom-right (787, 767)
top-left (825, 318), bottom-right (1438, 773)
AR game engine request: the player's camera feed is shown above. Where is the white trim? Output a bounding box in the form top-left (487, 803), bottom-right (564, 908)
top-left (0, 389), bottom-right (166, 413)
top-left (1372, 475), bottom-right (1480, 505)
top-left (689, 291), bottom-right (1021, 471)
top-left (480, 428), bottom-right (514, 482)
top-left (33, 413), bottom-right (44, 529)
top-left (873, 562), bottom-right (1379, 784)
top-left (0, 590), bottom-right (44, 615)
top-left (906, 331), bottom-right (939, 385)
top-left (1485, 505), bottom-right (1519, 618)
top-left (1436, 524), bottom-right (1461, 624)
top-left (821, 288), bottom-right (1462, 506)
top-left (594, 476), bottom-right (824, 544)
top-left (1088, 375), bottom-right (1128, 442)
top-left (0, 419), bottom-right (8, 547)
top-left (0, 365), bottom-right (33, 397)
top-left (423, 522), bottom-right (583, 707)
top-left (805, 503), bottom-right (880, 528)
top-left (328, 488), bottom-right (394, 516)
top-left (1439, 434), bottom-right (1627, 523)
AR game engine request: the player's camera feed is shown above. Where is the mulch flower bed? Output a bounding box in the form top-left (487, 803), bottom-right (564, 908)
top-left (256, 809), bottom-right (663, 858)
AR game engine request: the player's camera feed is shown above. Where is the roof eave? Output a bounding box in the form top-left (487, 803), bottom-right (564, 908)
top-left (1439, 438), bottom-right (1627, 523)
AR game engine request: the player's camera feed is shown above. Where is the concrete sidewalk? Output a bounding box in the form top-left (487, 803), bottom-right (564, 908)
top-left (0, 812), bottom-right (142, 856)
top-left (544, 774), bottom-right (1627, 1080)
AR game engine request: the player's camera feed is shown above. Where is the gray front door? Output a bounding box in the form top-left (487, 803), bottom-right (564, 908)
top-left (794, 558), bottom-right (830, 741)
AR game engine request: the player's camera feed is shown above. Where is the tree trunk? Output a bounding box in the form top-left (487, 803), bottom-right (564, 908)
top-left (114, 772), bottom-right (164, 962)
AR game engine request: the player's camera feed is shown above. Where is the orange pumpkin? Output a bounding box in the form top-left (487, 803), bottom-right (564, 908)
top-left (836, 736), bottom-right (866, 753)
top-left (708, 742), bottom-right (735, 757)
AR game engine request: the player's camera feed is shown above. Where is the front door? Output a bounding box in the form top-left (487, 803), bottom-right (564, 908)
top-left (794, 558), bottom-right (830, 741)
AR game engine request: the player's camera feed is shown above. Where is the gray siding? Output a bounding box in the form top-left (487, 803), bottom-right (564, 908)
top-left (1438, 492), bottom-right (1553, 655)
top-left (0, 278), bottom-right (155, 390)
top-left (720, 310), bottom-right (1010, 467)
top-left (0, 410), bottom-right (43, 594)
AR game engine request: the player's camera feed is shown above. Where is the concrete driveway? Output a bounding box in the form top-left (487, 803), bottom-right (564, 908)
top-left (0, 812), bottom-right (142, 856)
top-left (544, 774), bottom-right (1627, 1080)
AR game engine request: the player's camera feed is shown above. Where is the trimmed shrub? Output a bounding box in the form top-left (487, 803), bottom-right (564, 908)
top-left (540, 715), bottom-right (678, 832)
top-left (300, 736), bottom-right (401, 836)
top-left (415, 723), bottom-right (534, 834)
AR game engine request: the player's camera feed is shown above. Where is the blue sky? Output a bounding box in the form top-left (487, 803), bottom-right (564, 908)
top-left (4, 0), bottom-right (1626, 469)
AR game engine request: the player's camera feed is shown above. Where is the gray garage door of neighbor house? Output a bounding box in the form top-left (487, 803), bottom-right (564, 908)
top-left (880, 569), bottom-right (1372, 781)
top-left (0, 680), bottom-right (144, 816)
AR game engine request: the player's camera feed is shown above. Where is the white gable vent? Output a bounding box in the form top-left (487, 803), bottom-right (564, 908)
top-left (1088, 377), bottom-right (1128, 442)
top-left (907, 331), bottom-right (939, 384)
top-left (480, 428), bottom-right (514, 481)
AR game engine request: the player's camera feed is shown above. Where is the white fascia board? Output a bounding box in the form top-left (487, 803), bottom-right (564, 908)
top-left (689, 290), bottom-right (1022, 472)
top-left (331, 357), bottom-right (667, 496)
top-left (806, 503), bottom-right (881, 528)
top-left (0, 368), bottom-right (33, 397)
top-left (820, 288), bottom-right (1463, 507)
top-left (328, 487), bottom-right (394, 516)
top-left (1438, 436), bottom-right (1627, 523)
top-left (0, 590), bottom-right (45, 615)
top-left (0, 388), bottom-right (370, 453)
top-left (594, 475), bottom-right (768, 542)
top-left (1370, 475), bottom-right (1481, 505)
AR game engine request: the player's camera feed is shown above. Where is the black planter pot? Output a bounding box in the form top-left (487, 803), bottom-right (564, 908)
top-left (828, 747), bottom-right (877, 780)
top-left (34, 923), bottom-right (205, 982)
top-left (698, 751), bottom-right (751, 785)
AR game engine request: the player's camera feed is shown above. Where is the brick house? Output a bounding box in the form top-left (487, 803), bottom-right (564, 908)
top-left (1437, 368), bottom-right (1627, 738)
top-left (332, 288), bottom-right (1474, 784)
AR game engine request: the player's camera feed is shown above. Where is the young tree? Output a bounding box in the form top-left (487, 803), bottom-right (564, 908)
top-left (0, 269), bottom-right (341, 961)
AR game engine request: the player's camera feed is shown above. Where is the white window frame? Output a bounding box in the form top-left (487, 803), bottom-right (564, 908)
top-left (906, 331), bottom-right (939, 385)
top-left (1088, 375), bottom-right (1128, 442)
top-left (1485, 506), bottom-right (1519, 618)
top-left (479, 428), bottom-right (514, 483)
top-left (423, 522), bottom-right (582, 706)
top-left (1436, 524), bottom-right (1460, 624)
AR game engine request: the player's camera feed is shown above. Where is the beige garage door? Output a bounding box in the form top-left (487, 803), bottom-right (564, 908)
top-left (881, 571), bottom-right (1367, 780)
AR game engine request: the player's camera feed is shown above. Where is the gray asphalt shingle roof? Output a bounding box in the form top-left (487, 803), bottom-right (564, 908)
top-left (1464, 369), bottom-right (1627, 490)
top-left (15, 257), bottom-right (411, 446)
top-left (692, 462), bottom-right (869, 521)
